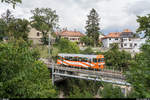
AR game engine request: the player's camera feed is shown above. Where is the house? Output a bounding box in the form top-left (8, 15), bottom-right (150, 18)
top-left (102, 29), bottom-right (146, 53)
top-left (28, 27), bottom-right (55, 45)
top-left (102, 32), bottom-right (122, 48)
top-left (55, 29), bottom-right (85, 44)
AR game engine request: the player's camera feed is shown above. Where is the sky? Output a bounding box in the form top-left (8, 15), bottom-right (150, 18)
top-left (0, 0), bottom-right (150, 35)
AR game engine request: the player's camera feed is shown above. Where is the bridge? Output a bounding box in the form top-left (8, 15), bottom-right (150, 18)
top-left (40, 58), bottom-right (131, 87)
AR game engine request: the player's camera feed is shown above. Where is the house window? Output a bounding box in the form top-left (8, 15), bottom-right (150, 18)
top-left (123, 39), bottom-right (127, 41)
top-left (130, 43), bottom-right (132, 47)
top-left (129, 38), bottom-right (131, 41)
top-left (37, 32), bottom-right (40, 36)
top-left (109, 38), bottom-right (111, 40)
top-left (124, 44), bottom-right (127, 46)
top-left (115, 38), bottom-right (118, 40)
top-left (134, 43), bottom-right (137, 46)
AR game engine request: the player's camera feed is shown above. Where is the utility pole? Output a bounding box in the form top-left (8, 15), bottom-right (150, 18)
top-left (48, 33), bottom-right (51, 59)
top-left (48, 30), bottom-right (55, 86)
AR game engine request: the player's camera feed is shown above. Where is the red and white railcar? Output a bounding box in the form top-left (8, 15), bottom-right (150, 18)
top-left (57, 53), bottom-right (105, 70)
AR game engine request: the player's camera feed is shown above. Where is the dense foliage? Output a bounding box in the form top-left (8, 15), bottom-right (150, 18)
top-left (85, 8), bottom-right (100, 47)
top-left (100, 84), bottom-right (124, 98)
top-left (56, 78), bottom-right (102, 98)
top-left (0, 39), bottom-right (57, 98)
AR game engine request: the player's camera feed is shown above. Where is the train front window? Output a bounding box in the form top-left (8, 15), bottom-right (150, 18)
top-left (101, 58), bottom-right (104, 62)
top-left (58, 56), bottom-right (60, 59)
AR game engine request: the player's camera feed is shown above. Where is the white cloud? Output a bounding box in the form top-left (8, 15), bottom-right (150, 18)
top-left (0, 0), bottom-right (150, 34)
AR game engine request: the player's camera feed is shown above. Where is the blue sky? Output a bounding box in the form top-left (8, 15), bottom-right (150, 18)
top-left (0, 0), bottom-right (150, 35)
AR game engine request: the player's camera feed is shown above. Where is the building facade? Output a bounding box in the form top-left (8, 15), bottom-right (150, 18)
top-left (28, 27), bottom-right (43, 45)
top-left (56, 30), bottom-right (85, 43)
top-left (102, 29), bottom-right (146, 53)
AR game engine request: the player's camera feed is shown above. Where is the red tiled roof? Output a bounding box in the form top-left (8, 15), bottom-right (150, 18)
top-left (103, 32), bottom-right (122, 38)
top-left (56, 30), bottom-right (85, 37)
top-left (102, 29), bottom-right (132, 39)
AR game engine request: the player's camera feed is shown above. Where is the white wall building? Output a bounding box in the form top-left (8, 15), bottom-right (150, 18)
top-left (102, 29), bottom-right (146, 53)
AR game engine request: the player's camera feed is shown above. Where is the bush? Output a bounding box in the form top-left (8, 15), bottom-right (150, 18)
top-left (80, 46), bottom-right (94, 54)
top-left (56, 38), bottom-right (80, 53)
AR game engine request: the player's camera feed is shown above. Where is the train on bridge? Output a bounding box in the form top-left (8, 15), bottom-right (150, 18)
top-left (57, 53), bottom-right (105, 70)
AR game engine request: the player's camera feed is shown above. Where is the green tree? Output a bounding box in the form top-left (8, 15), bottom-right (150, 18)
top-left (0, 39), bottom-right (57, 98)
top-left (136, 14), bottom-right (150, 39)
top-left (0, 9), bottom-right (15, 39)
top-left (31, 8), bottom-right (59, 45)
top-left (125, 14), bottom-right (150, 98)
top-left (1, 0), bottom-right (22, 8)
top-left (80, 36), bottom-right (93, 46)
top-left (100, 84), bottom-right (124, 98)
top-left (1, 9), bottom-right (15, 24)
top-left (56, 38), bottom-right (80, 53)
top-left (0, 19), bottom-right (7, 41)
top-left (85, 8), bottom-right (100, 47)
top-left (104, 43), bottom-right (131, 71)
top-left (8, 18), bottom-right (30, 41)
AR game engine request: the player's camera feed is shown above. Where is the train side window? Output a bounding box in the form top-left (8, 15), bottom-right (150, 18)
top-left (64, 56), bottom-right (68, 60)
top-left (93, 58), bottom-right (97, 63)
top-left (69, 57), bottom-right (72, 61)
top-left (78, 57), bottom-right (82, 61)
top-left (98, 59), bottom-right (100, 62)
top-left (82, 57), bottom-right (87, 62)
top-left (88, 59), bottom-right (91, 63)
top-left (72, 57), bottom-right (78, 61)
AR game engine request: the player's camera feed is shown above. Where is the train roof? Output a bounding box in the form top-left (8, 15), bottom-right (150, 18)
top-left (58, 53), bottom-right (104, 59)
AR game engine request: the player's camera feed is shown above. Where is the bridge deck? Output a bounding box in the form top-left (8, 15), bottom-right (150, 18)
top-left (48, 64), bottom-right (125, 80)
